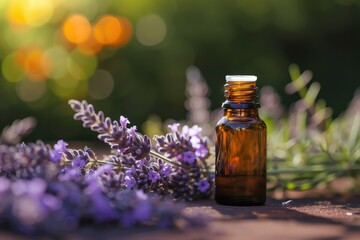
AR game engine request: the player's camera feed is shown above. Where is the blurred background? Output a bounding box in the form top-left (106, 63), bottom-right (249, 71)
top-left (0, 0), bottom-right (359, 141)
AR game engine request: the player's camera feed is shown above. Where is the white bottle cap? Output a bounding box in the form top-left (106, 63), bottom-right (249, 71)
top-left (225, 75), bottom-right (257, 82)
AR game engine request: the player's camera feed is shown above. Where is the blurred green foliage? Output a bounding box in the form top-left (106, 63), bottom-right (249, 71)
top-left (0, 0), bottom-right (359, 141)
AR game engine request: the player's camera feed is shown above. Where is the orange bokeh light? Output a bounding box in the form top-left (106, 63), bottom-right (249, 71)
top-left (13, 47), bottom-right (52, 81)
top-left (94, 15), bottom-right (132, 47)
top-left (113, 17), bottom-right (133, 47)
top-left (62, 14), bottom-right (91, 44)
top-left (77, 30), bottom-right (103, 55)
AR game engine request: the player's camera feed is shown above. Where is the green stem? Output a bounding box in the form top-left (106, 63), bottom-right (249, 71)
top-left (90, 160), bottom-right (117, 165)
top-left (268, 165), bottom-right (360, 174)
top-left (150, 150), bottom-right (189, 169)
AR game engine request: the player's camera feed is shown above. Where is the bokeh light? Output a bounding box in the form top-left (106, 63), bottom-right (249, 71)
top-left (16, 78), bottom-right (46, 102)
top-left (50, 75), bottom-right (80, 99)
top-left (25, 0), bottom-right (54, 27)
top-left (136, 14), bottom-right (166, 46)
top-left (6, 0), bottom-right (27, 26)
top-left (88, 70), bottom-right (114, 99)
top-left (23, 47), bottom-right (52, 81)
top-left (93, 15), bottom-right (133, 47)
top-left (6, 0), bottom-right (54, 27)
top-left (114, 17), bottom-right (133, 47)
top-left (77, 30), bottom-right (103, 55)
top-left (67, 49), bottom-right (97, 81)
top-left (0, 0), bottom-right (358, 143)
top-left (44, 46), bottom-right (69, 79)
top-left (2, 52), bottom-right (25, 83)
top-left (62, 14), bottom-right (91, 44)
top-left (94, 15), bottom-right (122, 45)
top-left (2, 47), bottom-right (51, 82)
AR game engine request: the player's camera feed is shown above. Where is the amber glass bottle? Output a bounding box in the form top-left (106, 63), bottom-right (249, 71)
top-left (215, 75), bottom-right (267, 206)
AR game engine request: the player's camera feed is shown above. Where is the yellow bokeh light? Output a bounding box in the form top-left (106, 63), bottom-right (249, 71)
top-left (6, 0), bottom-right (54, 27)
top-left (6, 0), bottom-right (27, 26)
top-left (25, 0), bottom-right (54, 26)
top-left (62, 14), bottom-right (91, 44)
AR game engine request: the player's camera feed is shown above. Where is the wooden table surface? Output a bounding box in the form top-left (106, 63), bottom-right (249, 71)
top-left (1, 195), bottom-right (359, 240)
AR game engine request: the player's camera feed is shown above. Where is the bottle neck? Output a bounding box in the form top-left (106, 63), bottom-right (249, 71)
top-left (222, 80), bottom-right (260, 109)
top-left (224, 108), bottom-right (259, 118)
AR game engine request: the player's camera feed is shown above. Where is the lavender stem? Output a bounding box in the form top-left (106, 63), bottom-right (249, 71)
top-left (150, 150), bottom-right (189, 169)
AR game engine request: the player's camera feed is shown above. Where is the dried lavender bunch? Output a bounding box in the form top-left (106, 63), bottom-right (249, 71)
top-left (0, 140), bottom-right (206, 234)
top-left (0, 117), bottom-right (36, 145)
top-left (0, 177), bottom-right (199, 234)
top-left (0, 141), bottom-right (59, 180)
top-left (68, 100), bottom-right (214, 200)
top-left (155, 123), bottom-right (212, 200)
top-left (69, 100), bottom-right (151, 160)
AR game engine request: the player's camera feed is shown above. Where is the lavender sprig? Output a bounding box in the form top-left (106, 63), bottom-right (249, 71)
top-left (69, 100), bottom-right (186, 168)
top-left (68, 99), bottom-right (214, 200)
top-left (69, 100), bottom-right (141, 156)
top-left (0, 117), bottom-right (36, 145)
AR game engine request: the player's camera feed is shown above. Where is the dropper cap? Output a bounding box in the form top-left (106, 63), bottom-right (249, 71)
top-left (225, 75), bottom-right (257, 82)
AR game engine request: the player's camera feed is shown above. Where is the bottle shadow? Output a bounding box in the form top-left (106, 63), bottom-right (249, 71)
top-left (185, 196), bottom-right (360, 239)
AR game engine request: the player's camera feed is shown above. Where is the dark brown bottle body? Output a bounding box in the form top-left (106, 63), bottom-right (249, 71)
top-left (215, 77), bottom-right (267, 206)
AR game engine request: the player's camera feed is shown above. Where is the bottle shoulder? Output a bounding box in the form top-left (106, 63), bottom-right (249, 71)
top-left (216, 116), bottom-right (266, 130)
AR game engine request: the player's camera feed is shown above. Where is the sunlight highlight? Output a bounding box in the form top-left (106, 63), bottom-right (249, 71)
top-left (62, 14), bottom-right (91, 44)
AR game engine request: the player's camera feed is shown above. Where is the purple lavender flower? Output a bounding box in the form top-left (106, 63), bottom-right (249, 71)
top-left (0, 177), bottom-right (11, 195)
top-left (120, 116), bottom-right (130, 128)
top-left (41, 194), bottom-right (61, 211)
top-left (125, 166), bottom-right (136, 176)
top-left (53, 140), bottom-right (68, 153)
top-left (72, 157), bottom-right (86, 168)
top-left (148, 170), bottom-right (160, 183)
top-left (187, 125), bottom-right (202, 137)
top-left (195, 144), bottom-right (209, 158)
top-left (12, 195), bottom-right (47, 226)
top-left (27, 178), bottom-right (47, 197)
top-left (91, 192), bottom-right (117, 222)
top-left (160, 163), bottom-right (172, 177)
top-left (69, 100), bottom-right (151, 161)
top-left (50, 150), bottom-right (62, 163)
top-left (182, 151), bottom-right (196, 164)
top-left (128, 126), bottom-right (137, 137)
top-left (0, 117), bottom-right (36, 145)
top-left (11, 180), bottom-right (28, 196)
top-left (125, 175), bottom-right (136, 190)
top-left (195, 179), bottom-right (210, 193)
top-left (136, 160), bottom-right (145, 168)
top-left (59, 167), bottom-right (82, 182)
top-left (133, 201), bottom-right (152, 221)
top-left (168, 123), bottom-right (180, 133)
top-left (190, 136), bottom-right (201, 149)
top-left (190, 135), bottom-right (209, 158)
